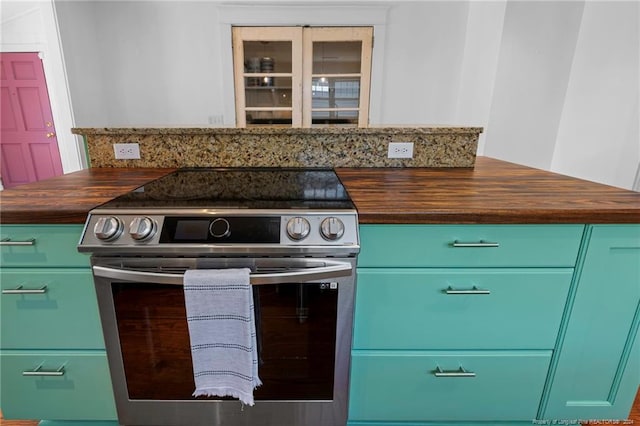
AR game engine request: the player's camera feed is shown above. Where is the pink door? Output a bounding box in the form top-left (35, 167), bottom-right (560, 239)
top-left (1, 52), bottom-right (63, 188)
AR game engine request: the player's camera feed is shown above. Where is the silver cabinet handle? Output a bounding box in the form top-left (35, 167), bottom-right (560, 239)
top-left (0, 237), bottom-right (36, 246)
top-left (2, 285), bottom-right (48, 295)
top-left (433, 366), bottom-right (476, 378)
top-left (444, 285), bottom-right (490, 295)
top-left (93, 260), bottom-right (353, 286)
top-left (452, 240), bottom-right (499, 248)
top-left (23, 364), bottom-right (65, 377)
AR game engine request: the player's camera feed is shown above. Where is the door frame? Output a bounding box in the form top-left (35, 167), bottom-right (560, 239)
top-left (0, 1), bottom-right (86, 184)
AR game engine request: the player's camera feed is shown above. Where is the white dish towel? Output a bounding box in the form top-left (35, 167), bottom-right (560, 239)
top-left (183, 268), bottom-right (261, 406)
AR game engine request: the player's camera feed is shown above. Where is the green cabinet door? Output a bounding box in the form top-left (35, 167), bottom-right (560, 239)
top-left (542, 225), bottom-right (640, 420)
top-left (0, 351), bottom-right (116, 420)
top-left (0, 225), bottom-right (89, 267)
top-left (349, 350), bottom-right (552, 422)
top-left (357, 225), bottom-right (584, 268)
top-left (353, 268), bottom-right (572, 350)
top-left (1, 269), bottom-right (105, 349)
top-left (0, 224), bottom-right (113, 423)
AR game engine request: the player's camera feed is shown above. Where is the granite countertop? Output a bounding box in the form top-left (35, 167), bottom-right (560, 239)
top-left (1, 157), bottom-right (639, 225)
top-left (72, 126), bottom-right (484, 136)
top-left (75, 126), bottom-right (482, 168)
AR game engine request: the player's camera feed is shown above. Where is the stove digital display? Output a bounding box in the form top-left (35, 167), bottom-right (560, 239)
top-left (160, 216), bottom-right (281, 244)
top-left (174, 220), bottom-right (211, 240)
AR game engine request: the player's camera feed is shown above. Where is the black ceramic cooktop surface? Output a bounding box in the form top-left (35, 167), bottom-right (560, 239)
top-left (97, 168), bottom-right (355, 210)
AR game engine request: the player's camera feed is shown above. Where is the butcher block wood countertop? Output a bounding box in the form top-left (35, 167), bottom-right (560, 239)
top-left (1, 157), bottom-right (638, 225)
top-left (338, 157), bottom-right (640, 224)
top-left (0, 168), bottom-right (175, 224)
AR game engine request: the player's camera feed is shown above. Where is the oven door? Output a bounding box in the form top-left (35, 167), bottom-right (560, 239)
top-left (91, 256), bottom-right (356, 426)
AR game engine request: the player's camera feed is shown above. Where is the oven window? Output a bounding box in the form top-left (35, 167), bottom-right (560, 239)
top-left (111, 282), bottom-right (338, 400)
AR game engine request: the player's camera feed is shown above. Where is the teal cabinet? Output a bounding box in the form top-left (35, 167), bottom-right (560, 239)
top-left (1, 269), bottom-right (105, 349)
top-left (349, 350), bottom-right (552, 422)
top-left (0, 225), bottom-right (90, 267)
top-left (357, 224), bottom-right (584, 268)
top-left (0, 351), bottom-right (116, 420)
top-left (354, 268), bottom-right (572, 350)
top-left (349, 224), bottom-right (639, 425)
top-left (350, 224), bottom-right (581, 425)
top-left (542, 225), bottom-right (640, 420)
top-left (0, 225), bottom-right (116, 422)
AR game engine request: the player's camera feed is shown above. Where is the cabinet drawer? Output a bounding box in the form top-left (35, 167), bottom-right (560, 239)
top-left (1, 269), bottom-right (105, 349)
top-left (0, 351), bottom-right (116, 420)
top-left (353, 268), bottom-right (572, 350)
top-left (358, 225), bottom-right (584, 267)
top-left (0, 225), bottom-right (89, 267)
top-left (348, 350), bottom-right (551, 422)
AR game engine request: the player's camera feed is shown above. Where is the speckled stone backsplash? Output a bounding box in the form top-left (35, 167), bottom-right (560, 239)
top-left (72, 127), bottom-right (482, 168)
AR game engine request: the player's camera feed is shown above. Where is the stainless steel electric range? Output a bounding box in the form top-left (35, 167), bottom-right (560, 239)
top-left (78, 168), bottom-right (359, 426)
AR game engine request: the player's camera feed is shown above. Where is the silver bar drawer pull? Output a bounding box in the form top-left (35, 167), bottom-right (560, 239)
top-left (433, 366), bottom-right (476, 378)
top-left (445, 285), bottom-right (490, 295)
top-left (452, 240), bottom-right (499, 248)
top-left (2, 285), bottom-right (48, 295)
top-left (23, 364), bottom-right (65, 377)
top-left (0, 237), bottom-right (36, 246)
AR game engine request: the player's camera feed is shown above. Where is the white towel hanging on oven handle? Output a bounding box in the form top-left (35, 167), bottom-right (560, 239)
top-left (183, 268), bottom-right (261, 406)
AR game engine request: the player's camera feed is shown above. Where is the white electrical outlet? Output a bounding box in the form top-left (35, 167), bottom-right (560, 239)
top-left (114, 143), bottom-right (141, 160)
top-left (388, 142), bottom-right (414, 159)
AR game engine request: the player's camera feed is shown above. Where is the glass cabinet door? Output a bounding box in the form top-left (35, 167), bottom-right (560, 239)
top-left (232, 27), bottom-right (372, 128)
top-left (232, 27), bottom-right (302, 127)
top-left (303, 27), bottom-right (373, 128)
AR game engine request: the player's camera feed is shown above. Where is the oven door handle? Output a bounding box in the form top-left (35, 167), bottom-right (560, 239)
top-left (92, 261), bottom-right (353, 285)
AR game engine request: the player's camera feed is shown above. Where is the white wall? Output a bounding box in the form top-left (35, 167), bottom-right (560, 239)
top-left (454, 0), bottom-right (507, 156)
top-left (379, 1), bottom-right (469, 125)
top-left (482, 1), bottom-right (585, 171)
top-left (54, 1), bottom-right (225, 126)
top-left (30, 1), bottom-right (640, 189)
top-left (550, 1), bottom-right (639, 190)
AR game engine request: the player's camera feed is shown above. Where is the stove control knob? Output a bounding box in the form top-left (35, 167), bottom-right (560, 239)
top-left (320, 217), bottom-right (345, 241)
top-left (286, 217), bottom-right (311, 241)
top-left (129, 217), bottom-right (156, 241)
top-left (94, 216), bottom-right (123, 241)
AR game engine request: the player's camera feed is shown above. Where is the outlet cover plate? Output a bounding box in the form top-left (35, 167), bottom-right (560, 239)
top-left (388, 142), bottom-right (414, 159)
top-left (114, 143), bottom-right (141, 160)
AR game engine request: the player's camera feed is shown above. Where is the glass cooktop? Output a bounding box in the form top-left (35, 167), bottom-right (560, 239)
top-left (98, 168), bottom-right (355, 210)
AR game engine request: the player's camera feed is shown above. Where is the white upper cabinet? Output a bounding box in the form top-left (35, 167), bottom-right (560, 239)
top-left (232, 26), bottom-right (373, 128)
